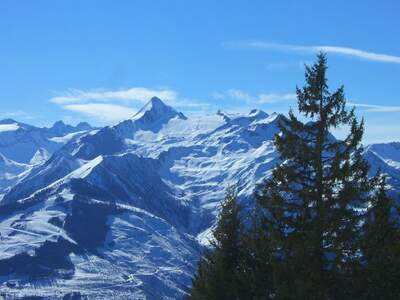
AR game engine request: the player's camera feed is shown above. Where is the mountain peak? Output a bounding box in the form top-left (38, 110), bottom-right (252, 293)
top-left (48, 120), bottom-right (73, 135)
top-left (150, 96), bottom-right (165, 107)
top-left (76, 122), bottom-right (92, 131)
top-left (132, 97), bottom-right (187, 122)
top-left (216, 110), bottom-right (231, 122)
top-left (135, 97), bottom-right (171, 115)
top-left (249, 109), bottom-right (268, 119)
top-left (0, 118), bottom-right (18, 125)
top-left (52, 120), bottom-right (67, 128)
top-left (46, 120), bottom-right (93, 138)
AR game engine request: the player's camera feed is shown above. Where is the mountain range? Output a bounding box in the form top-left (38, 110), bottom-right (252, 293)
top-left (0, 97), bottom-right (399, 299)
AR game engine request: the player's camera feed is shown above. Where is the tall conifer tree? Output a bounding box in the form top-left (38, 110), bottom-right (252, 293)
top-left (255, 53), bottom-right (372, 299)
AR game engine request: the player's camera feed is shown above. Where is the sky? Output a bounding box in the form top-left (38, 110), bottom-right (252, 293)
top-left (0, 0), bottom-right (399, 143)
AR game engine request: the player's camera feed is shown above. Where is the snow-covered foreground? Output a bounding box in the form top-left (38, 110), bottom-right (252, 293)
top-left (0, 97), bottom-right (399, 299)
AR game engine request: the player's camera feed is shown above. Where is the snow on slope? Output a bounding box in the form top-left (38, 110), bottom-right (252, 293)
top-left (0, 123), bottom-right (20, 132)
top-left (0, 119), bottom-right (94, 198)
top-left (0, 153), bottom-right (30, 201)
top-left (0, 198), bottom-right (199, 299)
top-left (0, 97), bottom-right (399, 299)
top-left (364, 142), bottom-right (400, 195)
top-left (0, 119), bottom-right (94, 165)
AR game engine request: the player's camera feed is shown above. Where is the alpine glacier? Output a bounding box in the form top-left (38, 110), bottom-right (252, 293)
top-left (0, 97), bottom-right (399, 299)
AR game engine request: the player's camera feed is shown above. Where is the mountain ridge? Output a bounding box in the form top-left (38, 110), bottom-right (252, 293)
top-left (0, 119), bottom-right (95, 199)
top-left (0, 98), bottom-right (399, 299)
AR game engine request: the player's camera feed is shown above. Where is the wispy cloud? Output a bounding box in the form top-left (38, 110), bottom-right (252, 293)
top-left (50, 87), bottom-right (178, 105)
top-left (258, 93), bottom-right (297, 104)
top-left (0, 110), bottom-right (35, 120)
top-left (233, 41), bottom-right (400, 64)
top-left (213, 89), bottom-right (296, 104)
top-left (63, 103), bottom-right (137, 122)
top-left (50, 87), bottom-right (210, 122)
top-left (213, 89), bottom-right (253, 103)
top-left (349, 102), bottom-right (400, 113)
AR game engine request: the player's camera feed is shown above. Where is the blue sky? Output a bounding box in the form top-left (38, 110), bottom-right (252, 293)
top-left (0, 0), bottom-right (399, 143)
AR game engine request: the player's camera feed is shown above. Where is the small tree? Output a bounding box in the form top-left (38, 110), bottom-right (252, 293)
top-left (188, 187), bottom-right (245, 300)
top-left (187, 251), bottom-right (216, 300)
top-left (237, 209), bottom-right (274, 299)
top-left (361, 177), bottom-right (400, 299)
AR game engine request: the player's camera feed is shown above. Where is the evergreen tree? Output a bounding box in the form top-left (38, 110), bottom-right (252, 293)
top-left (255, 53), bottom-right (372, 299)
top-left (188, 187), bottom-right (246, 300)
top-left (187, 250), bottom-right (217, 300)
top-left (238, 209), bottom-right (274, 299)
top-left (361, 177), bottom-right (400, 299)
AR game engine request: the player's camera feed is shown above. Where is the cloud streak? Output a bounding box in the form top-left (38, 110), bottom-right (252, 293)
top-left (236, 41), bottom-right (400, 64)
top-left (258, 93), bottom-right (297, 104)
top-left (51, 87), bottom-right (179, 122)
top-left (63, 103), bottom-right (137, 122)
top-left (50, 87), bottom-right (211, 123)
top-left (50, 87), bottom-right (178, 104)
top-left (213, 89), bottom-right (296, 104)
top-left (0, 110), bottom-right (32, 119)
top-left (349, 102), bottom-right (400, 113)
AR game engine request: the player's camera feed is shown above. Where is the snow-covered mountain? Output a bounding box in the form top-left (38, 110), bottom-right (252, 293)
top-left (0, 119), bottom-right (94, 198)
top-left (0, 97), bottom-right (398, 299)
top-left (364, 142), bottom-right (400, 196)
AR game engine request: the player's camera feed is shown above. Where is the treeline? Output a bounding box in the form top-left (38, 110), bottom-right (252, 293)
top-left (188, 54), bottom-right (400, 300)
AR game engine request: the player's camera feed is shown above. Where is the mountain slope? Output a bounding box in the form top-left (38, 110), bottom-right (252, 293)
top-left (0, 119), bottom-right (94, 198)
top-left (0, 98), bottom-right (399, 299)
top-left (0, 119), bottom-right (94, 164)
top-left (364, 142), bottom-right (400, 196)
